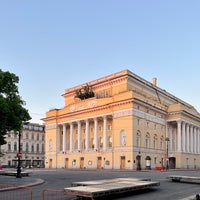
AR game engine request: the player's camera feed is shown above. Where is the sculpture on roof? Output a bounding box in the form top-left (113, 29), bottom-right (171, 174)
top-left (75, 84), bottom-right (95, 100)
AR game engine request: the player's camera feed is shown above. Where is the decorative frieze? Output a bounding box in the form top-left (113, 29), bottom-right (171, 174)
top-left (113, 108), bottom-right (165, 125)
top-left (69, 100), bottom-right (97, 112)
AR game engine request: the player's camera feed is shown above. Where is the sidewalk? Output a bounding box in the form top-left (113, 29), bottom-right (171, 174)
top-left (0, 170), bottom-right (44, 189)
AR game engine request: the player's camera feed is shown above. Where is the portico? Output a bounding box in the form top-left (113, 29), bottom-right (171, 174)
top-left (57, 115), bottom-right (113, 154)
top-left (166, 119), bottom-right (200, 168)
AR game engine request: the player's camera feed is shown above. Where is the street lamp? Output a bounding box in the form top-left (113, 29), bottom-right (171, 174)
top-left (16, 131), bottom-right (22, 178)
top-left (136, 150), bottom-right (141, 171)
top-left (165, 137), bottom-right (170, 170)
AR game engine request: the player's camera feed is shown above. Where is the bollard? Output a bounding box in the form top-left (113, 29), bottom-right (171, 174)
top-left (196, 194), bottom-right (200, 200)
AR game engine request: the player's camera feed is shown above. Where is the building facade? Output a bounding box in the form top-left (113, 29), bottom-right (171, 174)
top-left (44, 69), bottom-right (200, 170)
top-left (0, 123), bottom-right (45, 168)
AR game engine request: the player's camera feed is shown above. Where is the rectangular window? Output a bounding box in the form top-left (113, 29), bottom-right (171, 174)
top-left (14, 143), bottom-right (17, 151)
top-left (26, 143), bottom-right (29, 152)
top-left (37, 144), bottom-right (39, 152)
top-left (42, 144), bottom-right (44, 152)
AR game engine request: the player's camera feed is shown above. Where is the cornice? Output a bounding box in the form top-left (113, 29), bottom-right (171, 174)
top-left (168, 110), bottom-right (200, 123)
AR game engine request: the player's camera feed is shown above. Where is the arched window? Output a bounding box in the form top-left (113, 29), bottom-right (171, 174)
top-left (120, 130), bottom-right (126, 146)
top-left (145, 133), bottom-right (150, 148)
top-left (136, 131), bottom-right (141, 148)
top-left (153, 134), bottom-right (157, 149)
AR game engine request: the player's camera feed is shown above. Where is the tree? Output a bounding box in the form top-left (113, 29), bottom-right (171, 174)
top-left (0, 69), bottom-right (31, 145)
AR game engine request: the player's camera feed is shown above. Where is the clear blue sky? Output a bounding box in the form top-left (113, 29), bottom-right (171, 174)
top-left (1, 0), bottom-right (200, 124)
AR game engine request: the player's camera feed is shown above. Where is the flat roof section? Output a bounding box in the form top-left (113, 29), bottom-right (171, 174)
top-left (64, 178), bottom-right (160, 199)
top-left (167, 175), bottom-right (200, 184)
top-left (71, 177), bottom-right (151, 186)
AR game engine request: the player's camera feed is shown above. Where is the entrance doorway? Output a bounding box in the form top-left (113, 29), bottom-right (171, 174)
top-left (136, 155), bottom-right (141, 170)
top-left (97, 157), bottom-right (102, 169)
top-left (65, 158), bottom-right (68, 169)
top-left (49, 159), bottom-right (53, 168)
top-left (80, 157), bottom-right (84, 169)
top-left (169, 157), bottom-right (176, 169)
top-left (120, 156), bottom-right (126, 169)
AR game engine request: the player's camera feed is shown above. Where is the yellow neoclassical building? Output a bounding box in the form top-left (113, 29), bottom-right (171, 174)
top-left (44, 69), bottom-right (200, 170)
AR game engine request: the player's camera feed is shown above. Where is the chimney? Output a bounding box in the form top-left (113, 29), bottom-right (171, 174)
top-left (152, 77), bottom-right (157, 86)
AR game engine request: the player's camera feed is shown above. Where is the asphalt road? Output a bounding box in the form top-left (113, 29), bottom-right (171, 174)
top-left (29, 169), bottom-right (200, 200)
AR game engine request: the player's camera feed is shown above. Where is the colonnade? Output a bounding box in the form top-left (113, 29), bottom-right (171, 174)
top-left (57, 115), bottom-right (112, 153)
top-left (167, 120), bottom-right (200, 154)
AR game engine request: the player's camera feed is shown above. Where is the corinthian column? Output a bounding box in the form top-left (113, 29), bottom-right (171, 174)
top-left (85, 119), bottom-right (89, 151)
top-left (62, 124), bottom-right (66, 152)
top-left (182, 122), bottom-right (185, 152)
top-left (94, 118), bottom-right (98, 150)
top-left (70, 123), bottom-right (73, 152)
top-left (177, 120), bottom-right (182, 152)
top-left (103, 116), bottom-right (107, 151)
top-left (77, 121), bottom-right (81, 151)
top-left (186, 124), bottom-right (190, 153)
top-left (190, 126), bottom-right (193, 153)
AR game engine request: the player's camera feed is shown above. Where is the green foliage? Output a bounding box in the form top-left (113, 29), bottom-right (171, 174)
top-left (0, 69), bottom-right (31, 145)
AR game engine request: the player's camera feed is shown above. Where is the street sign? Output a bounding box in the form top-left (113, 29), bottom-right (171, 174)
top-left (17, 152), bottom-right (22, 158)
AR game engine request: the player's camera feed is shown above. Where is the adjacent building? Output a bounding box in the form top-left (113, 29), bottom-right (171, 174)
top-left (44, 69), bottom-right (200, 170)
top-left (0, 123), bottom-right (45, 168)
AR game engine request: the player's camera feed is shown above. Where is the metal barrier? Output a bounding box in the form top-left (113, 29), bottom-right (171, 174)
top-left (0, 184), bottom-right (32, 200)
top-left (42, 189), bottom-right (76, 200)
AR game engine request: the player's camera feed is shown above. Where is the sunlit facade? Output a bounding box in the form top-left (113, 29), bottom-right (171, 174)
top-left (44, 69), bottom-right (200, 170)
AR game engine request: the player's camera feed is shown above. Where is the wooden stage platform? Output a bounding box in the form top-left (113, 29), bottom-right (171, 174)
top-left (64, 178), bottom-right (160, 199)
top-left (167, 175), bottom-right (200, 184)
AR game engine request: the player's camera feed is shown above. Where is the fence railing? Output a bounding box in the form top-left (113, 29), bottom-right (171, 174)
top-left (42, 189), bottom-right (76, 200)
top-left (0, 184), bottom-right (32, 200)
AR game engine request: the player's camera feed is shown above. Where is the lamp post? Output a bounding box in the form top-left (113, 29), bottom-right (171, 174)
top-left (16, 131), bottom-right (22, 178)
top-left (165, 137), bottom-right (170, 170)
top-left (136, 150), bottom-right (141, 171)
